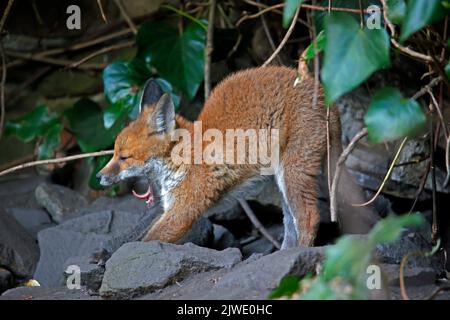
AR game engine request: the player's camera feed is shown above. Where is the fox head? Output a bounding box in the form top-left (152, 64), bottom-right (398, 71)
top-left (97, 80), bottom-right (177, 187)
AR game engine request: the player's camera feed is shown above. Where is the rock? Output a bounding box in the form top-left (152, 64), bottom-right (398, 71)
top-left (0, 209), bottom-right (40, 278)
top-left (241, 224), bottom-right (283, 257)
top-left (99, 241), bottom-right (242, 299)
top-left (63, 256), bottom-right (106, 292)
top-left (141, 246), bottom-right (325, 300)
top-left (212, 224), bottom-right (240, 250)
top-left (381, 264), bottom-right (436, 287)
top-left (33, 209), bottom-right (147, 287)
top-left (34, 199), bottom-right (213, 287)
top-left (177, 217), bottom-right (213, 247)
top-left (0, 268), bottom-right (13, 294)
top-left (84, 195), bottom-right (146, 215)
top-left (35, 183), bottom-right (88, 223)
top-left (0, 170), bottom-right (47, 209)
top-left (5, 207), bottom-right (54, 238)
top-left (375, 231), bottom-right (442, 270)
top-left (0, 286), bottom-right (99, 300)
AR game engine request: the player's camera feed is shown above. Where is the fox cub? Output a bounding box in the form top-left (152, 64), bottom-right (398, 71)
top-left (97, 66), bottom-right (374, 248)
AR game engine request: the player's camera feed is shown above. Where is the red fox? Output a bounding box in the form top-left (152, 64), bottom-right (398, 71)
top-left (97, 66), bottom-right (377, 248)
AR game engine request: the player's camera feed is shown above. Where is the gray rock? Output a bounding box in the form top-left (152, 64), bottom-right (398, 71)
top-left (84, 195), bottom-right (147, 215)
top-left (0, 209), bottom-right (40, 278)
top-left (0, 170), bottom-right (47, 209)
top-left (35, 183), bottom-right (88, 223)
top-left (0, 268), bottom-right (13, 294)
top-left (212, 224), bottom-right (240, 250)
top-left (34, 201), bottom-right (214, 287)
top-left (0, 286), bottom-right (99, 300)
top-left (63, 256), bottom-right (106, 292)
top-left (241, 224), bottom-right (283, 257)
top-left (99, 241), bottom-right (242, 299)
top-left (375, 231), bottom-right (442, 269)
top-left (381, 264), bottom-right (436, 287)
top-left (5, 207), bottom-right (54, 238)
top-left (33, 209), bottom-right (147, 287)
top-left (141, 246), bottom-right (325, 300)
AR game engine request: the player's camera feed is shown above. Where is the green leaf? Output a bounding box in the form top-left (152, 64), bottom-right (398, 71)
top-left (89, 155), bottom-right (112, 190)
top-left (364, 88), bottom-right (427, 144)
top-left (445, 63), bottom-right (450, 80)
top-left (137, 21), bottom-right (206, 100)
top-left (369, 213), bottom-right (424, 244)
top-left (321, 12), bottom-right (390, 105)
top-left (304, 30), bottom-right (325, 61)
top-left (65, 99), bottom-right (124, 152)
top-left (283, 0), bottom-right (305, 28)
top-left (268, 276), bottom-right (300, 299)
top-left (5, 105), bottom-right (59, 142)
top-left (103, 101), bottom-right (127, 130)
top-left (103, 59), bottom-right (150, 109)
top-left (400, 0), bottom-right (450, 42)
top-left (37, 122), bottom-right (62, 160)
top-left (387, 0), bottom-right (406, 24)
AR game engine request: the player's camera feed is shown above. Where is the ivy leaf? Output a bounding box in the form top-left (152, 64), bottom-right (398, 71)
top-left (400, 0), bottom-right (450, 42)
top-left (283, 0), bottom-right (305, 28)
top-left (5, 105), bottom-right (58, 142)
top-left (365, 88), bottom-right (427, 144)
top-left (137, 21), bottom-right (206, 100)
top-left (89, 155), bottom-right (112, 190)
top-left (446, 63), bottom-right (450, 80)
top-left (386, 0), bottom-right (406, 24)
top-left (369, 213), bottom-right (424, 245)
top-left (303, 30), bottom-right (325, 61)
top-left (37, 122), bottom-right (62, 160)
top-left (65, 99), bottom-right (124, 152)
top-left (268, 276), bottom-right (300, 299)
top-left (103, 59), bottom-right (150, 116)
top-left (321, 13), bottom-right (390, 105)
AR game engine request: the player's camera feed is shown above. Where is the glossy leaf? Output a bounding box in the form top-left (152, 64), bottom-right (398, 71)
top-left (137, 21), bottom-right (206, 100)
top-left (369, 213), bottom-right (425, 245)
top-left (364, 88), bottom-right (427, 144)
top-left (5, 105), bottom-right (58, 142)
top-left (37, 122), bottom-right (62, 160)
top-left (321, 13), bottom-right (390, 105)
top-left (303, 30), bottom-right (325, 61)
top-left (283, 0), bottom-right (305, 28)
top-left (89, 155), bottom-right (112, 190)
top-left (387, 0), bottom-right (406, 24)
top-left (268, 276), bottom-right (300, 299)
top-left (400, 0), bottom-right (449, 42)
top-left (64, 99), bottom-right (124, 152)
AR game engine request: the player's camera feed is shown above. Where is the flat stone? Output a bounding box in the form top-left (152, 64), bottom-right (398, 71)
top-left (99, 241), bottom-right (243, 299)
top-left (0, 209), bottom-right (40, 278)
top-left (5, 207), bottom-right (54, 238)
top-left (141, 246), bottom-right (325, 300)
top-left (0, 286), bottom-right (99, 300)
top-left (0, 268), bottom-right (13, 294)
top-left (35, 183), bottom-right (88, 223)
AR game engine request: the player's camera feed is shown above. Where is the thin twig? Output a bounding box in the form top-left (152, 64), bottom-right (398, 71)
top-left (0, 150), bottom-right (114, 178)
top-left (0, 43), bottom-right (5, 142)
top-left (5, 51), bottom-right (106, 70)
top-left (380, 0), bottom-right (434, 64)
top-left (259, 2), bottom-right (283, 65)
top-left (262, 5), bottom-right (300, 67)
top-left (68, 40), bottom-right (134, 69)
top-left (428, 89), bottom-right (448, 139)
top-left (238, 198), bottom-right (281, 250)
top-left (242, 0), bottom-right (371, 13)
top-left (330, 128), bottom-right (368, 222)
top-left (412, 77), bottom-right (442, 100)
top-left (0, 0), bottom-right (15, 35)
top-left (97, 0), bottom-right (108, 23)
top-left (113, 0), bottom-right (138, 34)
top-left (204, 0), bottom-right (216, 100)
top-left (426, 286), bottom-right (450, 300)
top-left (353, 137), bottom-right (408, 207)
top-left (430, 120), bottom-right (439, 243)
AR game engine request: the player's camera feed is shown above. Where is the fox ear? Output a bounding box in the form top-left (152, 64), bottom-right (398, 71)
top-left (140, 79), bottom-right (164, 112)
top-left (150, 93), bottom-right (175, 134)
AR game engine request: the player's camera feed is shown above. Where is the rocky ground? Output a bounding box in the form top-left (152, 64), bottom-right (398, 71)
top-left (0, 164), bottom-right (449, 300)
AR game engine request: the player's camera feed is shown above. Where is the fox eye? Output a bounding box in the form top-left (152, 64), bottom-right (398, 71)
top-left (118, 155), bottom-right (130, 162)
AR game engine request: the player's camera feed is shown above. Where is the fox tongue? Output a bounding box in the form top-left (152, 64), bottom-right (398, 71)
top-left (132, 185), bottom-right (154, 206)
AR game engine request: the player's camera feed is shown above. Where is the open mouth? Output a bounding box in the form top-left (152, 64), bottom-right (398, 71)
top-left (132, 185), bottom-right (154, 207)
